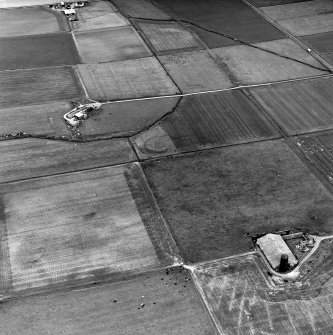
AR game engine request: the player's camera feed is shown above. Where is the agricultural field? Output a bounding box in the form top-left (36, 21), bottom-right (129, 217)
top-left (111, 0), bottom-right (170, 20)
top-left (193, 251), bottom-right (333, 335)
top-left (74, 27), bottom-right (151, 63)
top-left (133, 90), bottom-right (280, 156)
top-left (301, 31), bottom-right (333, 55)
top-left (0, 6), bottom-right (68, 37)
top-left (249, 0), bottom-right (307, 5)
top-left (0, 138), bottom-right (136, 183)
top-left (0, 0), bottom-right (59, 7)
top-left (134, 20), bottom-right (203, 55)
top-left (0, 164), bottom-right (178, 295)
top-left (213, 39), bottom-right (324, 84)
top-left (77, 58), bottom-right (179, 101)
top-left (0, 101), bottom-right (73, 137)
top-left (259, 0), bottom-right (333, 20)
top-left (153, 0), bottom-right (285, 46)
top-left (79, 96), bottom-right (179, 139)
top-left (71, 1), bottom-right (125, 31)
top-left (1, 0), bottom-right (333, 333)
top-left (276, 12), bottom-right (333, 36)
top-left (158, 50), bottom-right (233, 93)
top-left (322, 53), bottom-right (333, 65)
top-left (142, 140), bottom-right (333, 262)
top-left (0, 268), bottom-right (217, 335)
top-left (0, 33), bottom-right (80, 70)
top-left (0, 67), bottom-right (84, 108)
top-left (258, 0), bottom-right (333, 65)
top-left (297, 131), bottom-right (333, 188)
top-left (250, 76), bottom-right (333, 135)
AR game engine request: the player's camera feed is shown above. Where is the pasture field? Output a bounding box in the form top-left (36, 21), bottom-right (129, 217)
top-left (143, 140), bottom-right (333, 262)
top-left (80, 96), bottom-right (179, 139)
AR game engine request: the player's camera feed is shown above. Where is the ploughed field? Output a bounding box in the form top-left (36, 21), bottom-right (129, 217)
top-left (1, 0), bottom-right (333, 334)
